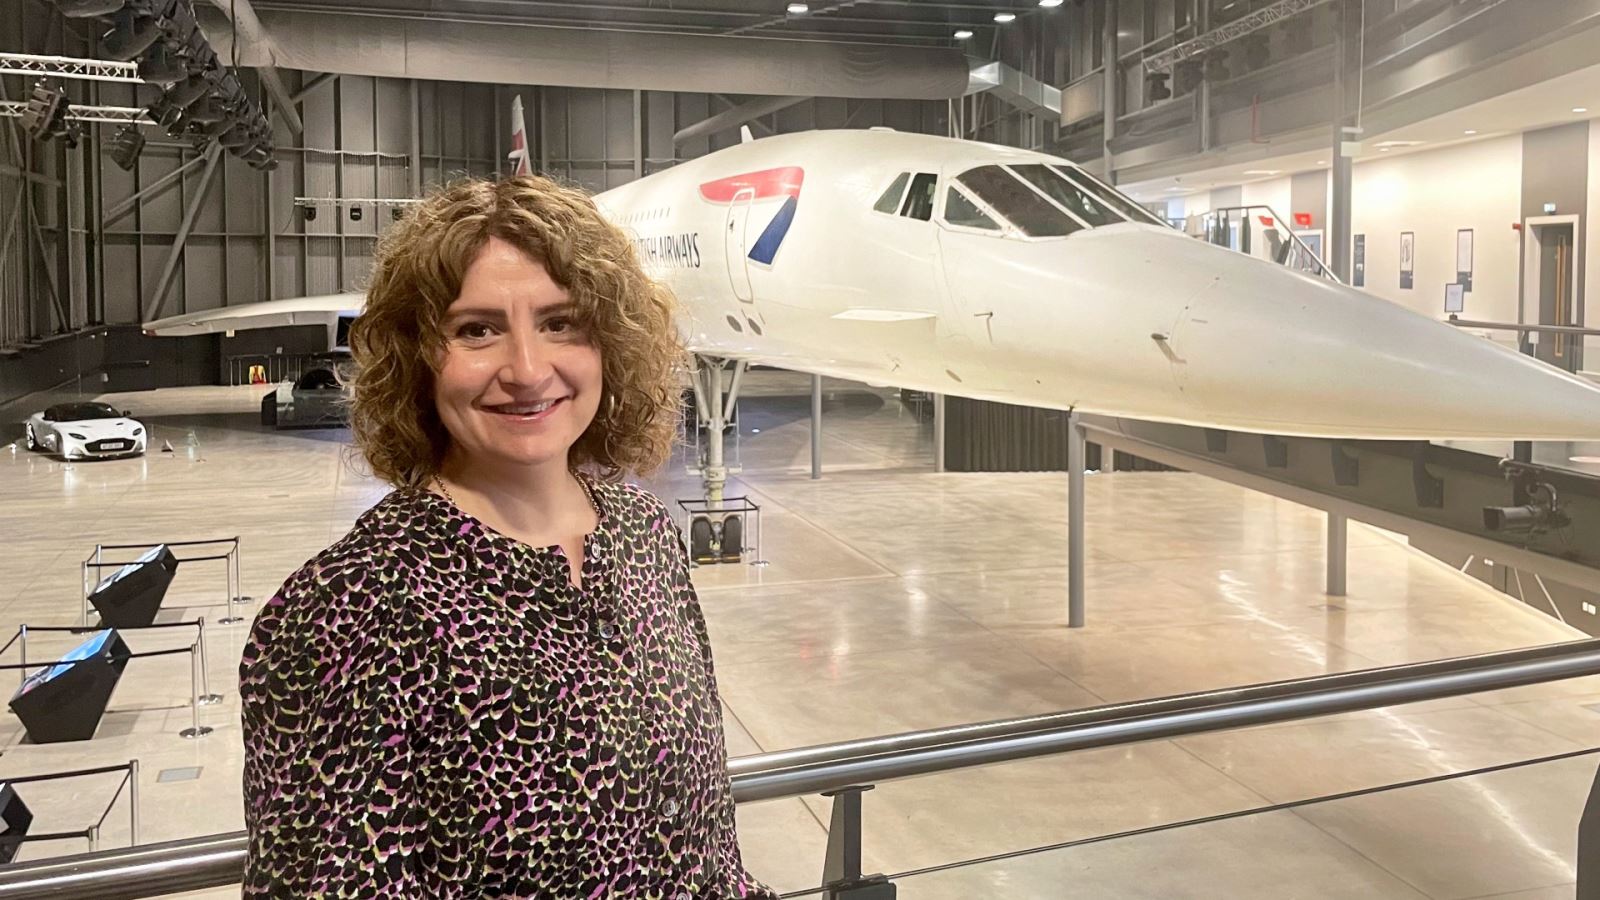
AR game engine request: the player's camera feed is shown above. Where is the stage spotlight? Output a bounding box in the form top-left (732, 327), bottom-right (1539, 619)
top-left (20, 81), bottom-right (69, 142)
top-left (1146, 71), bottom-right (1172, 102)
top-left (165, 73), bottom-right (210, 109)
top-left (103, 8), bottom-right (163, 61)
top-left (183, 97), bottom-right (228, 124)
top-left (1173, 60), bottom-right (1203, 95)
top-left (136, 42), bottom-right (187, 84)
top-left (108, 124), bottom-right (145, 171)
top-left (55, 0), bottom-right (124, 17)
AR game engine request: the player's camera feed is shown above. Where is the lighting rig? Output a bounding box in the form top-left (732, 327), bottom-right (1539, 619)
top-left (48, 0), bottom-right (278, 171)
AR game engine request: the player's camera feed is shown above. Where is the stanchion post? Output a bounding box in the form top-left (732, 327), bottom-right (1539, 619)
top-left (179, 644), bottom-right (213, 739)
top-left (218, 549), bottom-right (243, 625)
top-left (17, 625), bottom-right (26, 690)
top-left (81, 557), bottom-right (91, 627)
top-left (86, 825), bottom-right (99, 852)
top-left (195, 618), bottom-right (222, 704)
top-left (128, 758), bottom-right (140, 846)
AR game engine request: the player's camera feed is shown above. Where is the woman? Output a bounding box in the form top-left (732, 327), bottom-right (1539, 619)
top-left (240, 176), bottom-right (774, 899)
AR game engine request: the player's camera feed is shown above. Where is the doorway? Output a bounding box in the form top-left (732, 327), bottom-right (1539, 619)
top-left (1522, 215), bottom-right (1582, 373)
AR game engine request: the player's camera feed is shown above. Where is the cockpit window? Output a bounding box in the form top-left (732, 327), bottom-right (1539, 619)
top-left (1052, 165), bottom-right (1169, 226)
top-left (1009, 164), bottom-right (1123, 227)
top-left (874, 172), bottom-right (910, 214)
top-left (900, 172), bottom-right (938, 221)
top-left (955, 165), bottom-right (1083, 238)
top-left (943, 187), bottom-right (1001, 231)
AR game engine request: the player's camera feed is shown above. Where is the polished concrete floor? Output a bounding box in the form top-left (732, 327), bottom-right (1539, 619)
top-left (2, 371), bottom-right (1597, 898)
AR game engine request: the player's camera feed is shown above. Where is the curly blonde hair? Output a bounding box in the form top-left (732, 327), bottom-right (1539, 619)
top-left (348, 175), bottom-right (682, 488)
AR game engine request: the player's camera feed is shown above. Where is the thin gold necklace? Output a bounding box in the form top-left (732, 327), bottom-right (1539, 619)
top-left (434, 472), bottom-right (600, 519)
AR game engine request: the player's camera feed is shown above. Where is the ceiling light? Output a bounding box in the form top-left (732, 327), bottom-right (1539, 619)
top-left (1317, 160), bottom-right (1327, 165)
top-left (1373, 139), bottom-right (1424, 148)
top-left (1243, 169), bottom-right (1281, 176)
top-left (1379, 147), bottom-right (1390, 151)
top-left (1463, 129), bottom-right (1477, 135)
top-left (786, 2), bottom-right (808, 13)
top-left (1575, 107), bottom-right (1590, 114)
top-left (994, 12), bottom-right (1017, 23)
top-left (1570, 456), bottom-right (1600, 464)
top-left (1039, 0), bottom-right (1064, 6)
top-left (954, 28), bottom-right (974, 39)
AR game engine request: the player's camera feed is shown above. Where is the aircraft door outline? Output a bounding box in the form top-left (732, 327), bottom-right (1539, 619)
top-left (724, 187), bottom-right (755, 303)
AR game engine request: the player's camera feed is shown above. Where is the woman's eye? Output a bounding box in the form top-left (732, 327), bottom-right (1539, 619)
top-left (546, 318), bottom-right (573, 334)
top-left (456, 322), bottom-right (494, 340)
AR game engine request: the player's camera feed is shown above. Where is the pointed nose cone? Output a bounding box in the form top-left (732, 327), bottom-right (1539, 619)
top-left (1171, 252), bottom-right (1600, 440)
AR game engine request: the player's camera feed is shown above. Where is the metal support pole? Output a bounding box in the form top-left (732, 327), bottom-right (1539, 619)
top-left (102, 156), bottom-right (204, 225)
top-left (195, 618), bottom-right (221, 704)
top-left (179, 644), bottom-right (212, 739)
top-left (811, 373), bottom-right (823, 480)
top-left (1328, 0), bottom-right (1360, 283)
top-left (17, 625), bottom-right (26, 689)
top-left (933, 393), bottom-right (946, 473)
top-left (86, 825), bottom-right (99, 852)
top-left (409, 81), bottom-right (423, 196)
top-left (632, 89), bottom-right (645, 181)
top-left (128, 759), bottom-right (140, 846)
top-left (1100, 0), bottom-right (1119, 184)
top-left (820, 786), bottom-right (895, 899)
top-left (219, 543), bottom-right (243, 624)
top-left (1326, 512), bottom-right (1349, 597)
top-left (706, 362), bottom-right (726, 506)
top-left (1067, 410), bottom-right (1086, 628)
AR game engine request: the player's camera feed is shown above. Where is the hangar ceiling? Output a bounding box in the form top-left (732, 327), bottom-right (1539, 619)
top-left (241, 0), bottom-right (1038, 47)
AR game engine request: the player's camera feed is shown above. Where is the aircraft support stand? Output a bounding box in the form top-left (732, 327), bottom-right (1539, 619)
top-left (1067, 409), bottom-right (1086, 628)
top-left (933, 393), bottom-right (946, 473)
top-left (1327, 512), bottom-right (1348, 597)
top-left (811, 374), bottom-right (823, 480)
top-left (691, 356), bottom-right (747, 505)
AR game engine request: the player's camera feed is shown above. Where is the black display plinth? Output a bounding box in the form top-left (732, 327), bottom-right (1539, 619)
top-left (8, 630), bottom-right (131, 744)
top-left (89, 545), bottom-right (178, 628)
top-left (0, 782), bottom-right (32, 864)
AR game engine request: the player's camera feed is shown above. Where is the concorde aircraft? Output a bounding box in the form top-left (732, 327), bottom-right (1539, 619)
top-left (147, 95), bottom-right (1600, 499)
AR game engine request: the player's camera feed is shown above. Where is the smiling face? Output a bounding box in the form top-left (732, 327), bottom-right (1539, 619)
top-left (433, 236), bottom-right (603, 478)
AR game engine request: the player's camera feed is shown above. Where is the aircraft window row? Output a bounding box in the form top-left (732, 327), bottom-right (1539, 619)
top-left (943, 187), bottom-right (1001, 231)
top-left (874, 171), bottom-right (938, 221)
top-left (1010, 164), bottom-right (1123, 228)
top-left (955, 165), bottom-right (1083, 238)
top-left (1052, 165), bottom-right (1169, 227)
top-left (901, 172), bottom-right (938, 221)
top-left (874, 172), bottom-right (910, 214)
top-left (621, 207), bottom-right (671, 224)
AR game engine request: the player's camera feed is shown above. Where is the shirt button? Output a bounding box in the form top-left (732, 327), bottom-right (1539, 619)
top-left (663, 798), bottom-right (680, 817)
top-left (674, 893), bottom-right (691, 900)
top-left (598, 621), bottom-right (616, 640)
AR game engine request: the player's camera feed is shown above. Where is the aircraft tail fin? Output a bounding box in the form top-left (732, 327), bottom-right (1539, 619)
top-left (740, 125), bottom-right (755, 144)
top-left (509, 94), bottom-right (532, 176)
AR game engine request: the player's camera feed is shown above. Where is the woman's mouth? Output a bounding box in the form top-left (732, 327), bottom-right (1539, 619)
top-left (484, 398), bottom-right (566, 421)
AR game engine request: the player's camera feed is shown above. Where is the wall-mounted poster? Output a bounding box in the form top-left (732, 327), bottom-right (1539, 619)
top-left (1353, 234), bottom-right (1366, 287)
top-left (1445, 282), bottom-right (1465, 313)
top-left (1456, 229), bottom-right (1474, 292)
top-left (1400, 231), bottom-right (1415, 290)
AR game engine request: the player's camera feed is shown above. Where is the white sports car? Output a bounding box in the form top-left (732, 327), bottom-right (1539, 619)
top-left (24, 402), bottom-right (147, 460)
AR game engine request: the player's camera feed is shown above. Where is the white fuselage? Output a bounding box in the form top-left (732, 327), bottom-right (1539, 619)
top-left (594, 129), bottom-right (1600, 441)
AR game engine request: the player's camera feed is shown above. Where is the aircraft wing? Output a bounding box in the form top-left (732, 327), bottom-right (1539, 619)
top-left (141, 293), bottom-right (365, 336)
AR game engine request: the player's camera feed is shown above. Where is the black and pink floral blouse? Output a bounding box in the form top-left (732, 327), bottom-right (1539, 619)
top-left (240, 480), bottom-right (773, 899)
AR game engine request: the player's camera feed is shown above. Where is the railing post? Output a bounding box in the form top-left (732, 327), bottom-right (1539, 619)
top-left (128, 758), bottom-right (140, 846)
top-left (820, 785), bottom-right (895, 899)
top-left (195, 618), bottom-right (221, 705)
top-left (1579, 761), bottom-right (1600, 898)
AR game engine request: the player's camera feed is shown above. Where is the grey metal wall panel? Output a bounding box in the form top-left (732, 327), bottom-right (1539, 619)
top-left (183, 238), bottom-right (226, 313)
top-left (227, 240), bottom-right (263, 312)
top-left (377, 79), bottom-right (413, 151)
top-left (605, 89), bottom-right (634, 162)
top-left (102, 240), bottom-right (140, 324)
top-left (568, 89), bottom-right (607, 161)
top-left (344, 78), bottom-right (378, 153)
top-left (224, 156), bottom-right (264, 234)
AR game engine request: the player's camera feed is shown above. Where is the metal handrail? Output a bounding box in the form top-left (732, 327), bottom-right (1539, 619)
top-left (1445, 316), bottom-right (1600, 338)
top-left (5, 638), bottom-right (1600, 898)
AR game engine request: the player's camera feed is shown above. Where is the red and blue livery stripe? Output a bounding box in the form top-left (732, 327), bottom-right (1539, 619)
top-left (698, 167), bottom-right (804, 265)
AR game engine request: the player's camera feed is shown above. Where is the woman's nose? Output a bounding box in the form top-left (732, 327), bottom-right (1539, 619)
top-left (499, 331), bottom-right (555, 386)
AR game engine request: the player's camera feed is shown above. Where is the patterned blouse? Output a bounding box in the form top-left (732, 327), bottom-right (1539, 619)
top-left (240, 480), bottom-right (775, 899)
